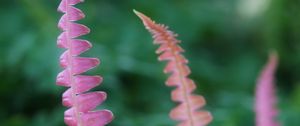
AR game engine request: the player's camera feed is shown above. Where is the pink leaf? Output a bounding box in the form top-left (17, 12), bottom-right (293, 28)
top-left (76, 92), bottom-right (107, 112)
top-left (166, 74), bottom-right (181, 86)
top-left (57, 38), bottom-right (92, 55)
top-left (71, 39), bottom-right (92, 55)
top-left (158, 51), bottom-right (174, 61)
top-left (62, 88), bottom-right (73, 107)
top-left (58, 0), bottom-right (83, 12)
top-left (67, 6), bottom-right (85, 21)
top-left (164, 61), bottom-right (176, 73)
top-left (81, 110), bottom-right (114, 126)
top-left (67, 23), bottom-right (90, 38)
top-left (74, 75), bottom-right (102, 93)
top-left (57, 32), bottom-right (68, 48)
top-left (72, 57), bottom-right (99, 75)
top-left (64, 108), bottom-right (77, 126)
top-left (56, 70), bottom-right (71, 87)
top-left (64, 109), bottom-right (114, 126)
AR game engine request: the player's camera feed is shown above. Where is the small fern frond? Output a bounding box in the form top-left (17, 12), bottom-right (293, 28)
top-left (255, 52), bottom-right (280, 126)
top-left (134, 10), bottom-right (213, 126)
top-left (57, 0), bottom-right (113, 125)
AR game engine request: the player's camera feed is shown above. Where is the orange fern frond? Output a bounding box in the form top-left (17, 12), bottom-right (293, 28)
top-left (134, 10), bottom-right (213, 126)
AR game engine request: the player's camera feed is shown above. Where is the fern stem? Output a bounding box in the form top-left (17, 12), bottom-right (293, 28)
top-left (174, 53), bottom-right (195, 126)
top-left (64, 1), bottom-right (82, 125)
top-left (57, 0), bottom-right (113, 125)
top-left (168, 37), bottom-right (195, 126)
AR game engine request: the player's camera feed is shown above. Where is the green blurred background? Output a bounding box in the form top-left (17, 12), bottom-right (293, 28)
top-left (1, 0), bottom-right (300, 126)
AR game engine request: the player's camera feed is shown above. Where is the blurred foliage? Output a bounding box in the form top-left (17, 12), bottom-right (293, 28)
top-left (0, 0), bottom-right (300, 126)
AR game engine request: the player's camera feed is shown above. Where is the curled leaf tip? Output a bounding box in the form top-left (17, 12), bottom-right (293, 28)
top-left (133, 9), bottom-right (138, 14)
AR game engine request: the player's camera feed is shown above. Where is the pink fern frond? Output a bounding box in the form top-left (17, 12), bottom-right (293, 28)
top-left (57, 0), bottom-right (113, 125)
top-left (255, 52), bottom-right (280, 126)
top-left (134, 10), bottom-right (213, 126)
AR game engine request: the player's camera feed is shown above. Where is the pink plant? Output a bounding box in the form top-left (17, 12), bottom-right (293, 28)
top-left (134, 10), bottom-right (213, 126)
top-left (56, 0), bottom-right (113, 125)
top-left (255, 52), bottom-right (280, 126)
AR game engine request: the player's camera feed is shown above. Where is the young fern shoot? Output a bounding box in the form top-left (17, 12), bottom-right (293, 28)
top-left (134, 10), bottom-right (212, 126)
top-left (255, 52), bottom-right (280, 126)
top-left (56, 0), bottom-right (113, 125)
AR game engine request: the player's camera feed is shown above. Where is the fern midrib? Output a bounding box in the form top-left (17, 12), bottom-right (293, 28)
top-left (166, 37), bottom-right (195, 126)
top-left (65, 1), bottom-right (83, 126)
